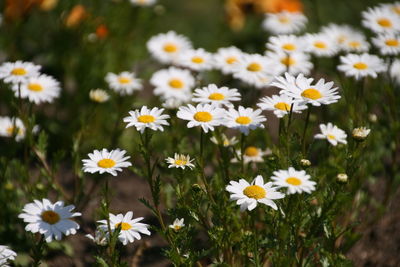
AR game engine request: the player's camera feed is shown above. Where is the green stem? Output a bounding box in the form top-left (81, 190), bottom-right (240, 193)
top-left (301, 106), bottom-right (312, 156)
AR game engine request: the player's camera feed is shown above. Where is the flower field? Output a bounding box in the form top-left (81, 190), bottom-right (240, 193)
top-left (1, 0), bottom-right (400, 266)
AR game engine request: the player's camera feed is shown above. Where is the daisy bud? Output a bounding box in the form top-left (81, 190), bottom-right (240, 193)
top-left (300, 159), bottom-right (311, 167)
top-left (336, 173), bottom-right (348, 184)
top-left (368, 113), bottom-right (377, 123)
top-left (352, 127), bottom-right (370, 141)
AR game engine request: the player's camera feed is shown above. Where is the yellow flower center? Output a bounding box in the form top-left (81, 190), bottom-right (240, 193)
top-left (286, 177), bottom-right (302, 186)
top-left (246, 62), bottom-right (262, 72)
top-left (349, 41), bottom-right (360, 48)
top-left (28, 83), bottom-right (43, 92)
top-left (377, 18), bottom-right (392, 28)
top-left (97, 158), bottom-right (116, 168)
top-left (353, 62), bottom-right (368, 70)
top-left (115, 222), bottom-right (132, 231)
top-left (274, 102), bottom-right (291, 111)
top-left (41, 210), bottom-right (60, 225)
top-left (244, 146), bottom-right (259, 157)
top-left (226, 56), bottom-right (237, 64)
top-left (118, 77), bottom-right (131, 84)
top-left (278, 16), bottom-right (290, 23)
top-left (194, 111), bottom-right (213, 122)
top-left (392, 6), bottom-right (400, 15)
top-left (163, 43), bottom-right (177, 53)
top-left (282, 43), bottom-right (296, 51)
top-left (174, 159), bottom-right (187, 166)
top-left (243, 185), bottom-right (266, 199)
top-left (385, 39), bottom-right (399, 47)
top-left (208, 93), bottom-right (225, 100)
top-left (235, 116), bottom-right (252, 125)
top-left (280, 56), bottom-right (296, 66)
top-left (314, 41), bottom-right (327, 49)
top-left (174, 225), bottom-right (182, 230)
top-left (11, 68), bottom-right (27, 76)
top-left (6, 126), bottom-right (19, 136)
top-left (137, 115), bottom-right (155, 123)
top-left (191, 56), bottom-right (204, 64)
top-left (301, 88), bottom-right (322, 100)
top-left (168, 79), bottom-right (184, 89)
top-left (327, 134), bottom-right (336, 140)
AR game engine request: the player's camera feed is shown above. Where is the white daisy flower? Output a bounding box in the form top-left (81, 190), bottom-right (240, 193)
top-left (232, 146), bottom-right (271, 164)
top-left (213, 46), bottom-right (243, 74)
top-left (337, 53), bottom-right (387, 80)
top-left (82, 148), bottom-right (132, 176)
top-left (224, 106), bottom-right (266, 135)
top-left (372, 33), bottom-right (400, 55)
top-left (265, 51), bottom-right (313, 76)
top-left (257, 94), bottom-right (307, 118)
top-left (12, 74), bottom-right (61, 104)
top-left (176, 104), bottom-right (225, 133)
top-left (341, 34), bottom-right (370, 53)
top-left (179, 48), bottom-right (213, 71)
top-left (169, 218), bottom-right (185, 231)
top-left (390, 59), bottom-right (400, 85)
top-left (266, 34), bottom-right (306, 54)
top-left (150, 67), bottom-right (195, 100)
top-left (321, 24), bottom-right (370, 53)
top-left (210, 133), bottom-right (238, 147)
top-left (262, 11), bottom-right (307, 35)
top-left (18, 199), bottom-right (81, 243)
top-left (123, 106), bottom-right (170, 133)
top-left (0, 116), bottom-right (25, 141)
top-left (272, 73), bottom-right (340, 106)
top-left (352, 127), bottom-right (371, 141)
top-left (380, 2), bottom-right (400, 16)
top-left (271, 167), bottom-right (316, 194)
top-left (89, 89), bottom-right (110, 103)
top-left (0, 245), bottom-right (16, 266)
top-left (0, 61), bottom-right (41, 84)
top-left (232, 53), bottom-right (276, 88)
top-left (86, 229), bottom-right (108, 246)
top-left (98, 212), bottom-right (151, 246)
top-left (226, 175), bottom-right (285, 211)
top-left (314, 122), bottom-right (347, 146)
top-left (192, 84), bottom-right (241, 108)
top-left (147, 31), bottom-right (192, 64)
top-left (304, 33), bottom-right (339, 57)
top-left (362, 7), bottom-right (400, 33)
top-left (105, 71), bottom-right (142, 95)
top-left (129, 0), bottom-right (156, 6)
top-left (166, 153), bottom-right (195, 169)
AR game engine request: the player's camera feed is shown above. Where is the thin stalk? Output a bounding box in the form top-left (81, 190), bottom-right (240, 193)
top-left (198, 130), bottom-right (215, 204)
top-left (301, 106), bottom-right (312, 156)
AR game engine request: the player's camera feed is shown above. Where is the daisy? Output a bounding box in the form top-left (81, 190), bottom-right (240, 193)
top-left (0, 116), bottom-right (25, 141)
top-left (314, 122), bottom-right (347, 146)
top-left (18, 199), bottom-right (81, 243)
top-left (169, 218), bottom-right (185, 231)
top-left (147, 31), bottom-right (192, 64)
top-left (210, 133), bottom-right (238, 147)
top-left (362, 7), bottom-right (400, 33)
top-left (265, 51), bottom-right (313, 76)
top-left (213, 46), bottom-right (243, 74)
top-left (177, 104), bottom-right (225, 133)
top-left (380, 2), bottom-right (400, 16)
top-left (226, 175), bottom-right (285, 211)
top-left (232, 146), bottom-right (271, 164)
top-left (129, 0), bottom-right (156, 6)
top-left (105, 71), bottom-right (142, 95)
top-left (150, 67), bottom-right (195, 100)
top-left (272, 73), bottom-right (340, 106)
top-left (304, 33), bottom-right (339, 57)
top-left (192, 84), bottom-right (241, 108)
top-left (321, 24), bottom-right (370, 53)
top-left (0, 245), bottom-right (16, 266)
top-left (0, 61), bottom-right (41, 84)
top-left (271, 167), bottom-right (316, 194)
top-left (98, 212), bottom-right (151, 245)
top-left (179, 48), bottom-right (213, 71)
top-left (123, 106), bottom-right (170, 133)
top-left (82, 148), bottom-right (132, 176)
top-left (166, 153), bottom-right (195, 169)
top-left (390, 59), bottom-right (400, 85)
top-left (224, 106), bottom-right (266, 135)
top-left (352, 127), bottom-right (371, 141)
top-left (232, 53), bottom-right (276, 88)
top-left (266, 34), bottom-right (306, 54)
top-left (372, 33), bottom-right (400, 55)
top-left (262, 11), bottom-right (307, 35)
top-left (341, 34), bottom-right (371, 53)
top-left (86, 229), bottom-right (108, 246)
top-left (257, 94), bottom-right (307, 118)
top-left (89, 89), bottom-right (110, 103)
top-left (13, 74), bottom-right (61, 104)
top-left (337, 53), bottom-right (387, 80)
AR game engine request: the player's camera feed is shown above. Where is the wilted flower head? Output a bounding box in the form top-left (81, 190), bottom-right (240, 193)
top-left (90, 89), bottom-right (110, 103)
top-left (352, 127), bottom-right (371, 141)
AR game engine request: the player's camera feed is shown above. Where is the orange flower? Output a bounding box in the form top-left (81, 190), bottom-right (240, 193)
top-left (96, 24), bottom-right (109, 40)
top-left (65, 5), bottom-right (87, 28)
top-left (263, 0), bottom-right (303, 13)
